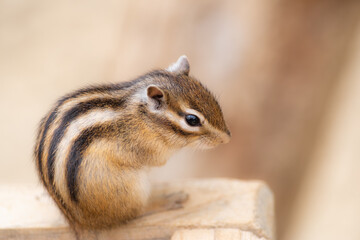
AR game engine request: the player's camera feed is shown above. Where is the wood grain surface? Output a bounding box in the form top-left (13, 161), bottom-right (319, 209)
top-left (0, 179), bottom-right (274, 240)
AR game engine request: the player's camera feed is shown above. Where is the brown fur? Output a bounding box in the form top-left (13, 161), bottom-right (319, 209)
top-left (33, 56), bottom-right (230, 237)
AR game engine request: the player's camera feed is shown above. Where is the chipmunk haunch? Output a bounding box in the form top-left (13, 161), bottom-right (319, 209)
top-left (33, 55), bottom-right (230, 232)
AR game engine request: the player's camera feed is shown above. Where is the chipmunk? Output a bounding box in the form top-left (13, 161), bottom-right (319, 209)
top-left (33, 56), bottom-right (230, 237)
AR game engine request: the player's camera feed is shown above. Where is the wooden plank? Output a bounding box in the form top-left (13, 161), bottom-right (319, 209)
top-left (171, 229), bottom-right (267, 240)
top-left (0, 179), bottom-right (274, 240)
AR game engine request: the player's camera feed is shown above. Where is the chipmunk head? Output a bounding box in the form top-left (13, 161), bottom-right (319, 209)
top-left (138, 56), bottom-right (230, 149)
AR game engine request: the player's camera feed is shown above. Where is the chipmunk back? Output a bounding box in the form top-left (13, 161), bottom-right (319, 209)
top-left (34, 56), bottom-right (230, 235)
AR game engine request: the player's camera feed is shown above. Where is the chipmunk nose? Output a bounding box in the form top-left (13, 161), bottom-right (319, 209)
top-left (220, 131), bottom-right (231, 144)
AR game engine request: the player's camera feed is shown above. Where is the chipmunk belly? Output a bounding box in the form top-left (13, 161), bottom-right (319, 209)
top-left (73, 142), bottom-right (151, 229)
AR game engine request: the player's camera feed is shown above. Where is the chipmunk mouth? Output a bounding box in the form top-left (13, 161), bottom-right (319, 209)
top-left (188, 134), bottom-right (229, 150)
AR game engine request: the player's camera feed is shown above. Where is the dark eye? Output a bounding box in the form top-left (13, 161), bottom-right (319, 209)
top-left (185, 114), bottom-right (201, 127)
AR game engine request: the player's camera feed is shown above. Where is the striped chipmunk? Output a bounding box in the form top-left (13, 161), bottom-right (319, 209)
top-left (34, 55), bottom-right (231, 237)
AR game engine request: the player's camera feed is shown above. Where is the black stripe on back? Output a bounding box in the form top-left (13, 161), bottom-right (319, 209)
top-left (34, 117), bottom-right (47, 185)
top-left (37, 111), bottom-right (57, 184)
top-left (66, 124), bottom-right (115, 202)
top-left (37, 81), bottom-right (140, 187)
top-left (47, 98), bottom-right (126, 187)
top-left (36, 70), bottom-right (168, 203)
top-left (36, 83), bottom-right (136, 217)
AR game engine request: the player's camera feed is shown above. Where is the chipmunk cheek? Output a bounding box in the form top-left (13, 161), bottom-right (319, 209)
top-left (185, 134), bottom-right (213, 149)
top-left (203, 134), bottom-right (225, 147)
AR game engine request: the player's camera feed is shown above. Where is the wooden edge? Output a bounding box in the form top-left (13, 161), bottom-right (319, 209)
top-left (171, 228), bottom-right (267, 240)
top-left (0, 178), bottom-right (275, 240)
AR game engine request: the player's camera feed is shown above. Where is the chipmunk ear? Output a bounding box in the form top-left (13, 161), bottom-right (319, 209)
top-left (147, 85), bottom-right (166, 110)
top-left (166, 55), bottom-right (190, 75)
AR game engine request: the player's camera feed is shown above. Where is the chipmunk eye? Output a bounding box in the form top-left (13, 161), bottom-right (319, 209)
top-left (185, 114), bottom-right (201, 127)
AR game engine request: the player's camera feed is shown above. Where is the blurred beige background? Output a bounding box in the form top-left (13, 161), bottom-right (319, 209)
top-left (1, 0), bottom-right (360, 239)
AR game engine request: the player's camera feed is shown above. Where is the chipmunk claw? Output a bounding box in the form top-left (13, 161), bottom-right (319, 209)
top-left (164, 191), bottom-right (189, 210)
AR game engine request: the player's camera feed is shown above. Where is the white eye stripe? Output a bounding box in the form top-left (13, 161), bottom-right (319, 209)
top-left (165, 111), bottom-right (202, 133)
top-left (54, 109), bottom-right (121, 201)
top-left (180, 107), bottom-right (229, 142)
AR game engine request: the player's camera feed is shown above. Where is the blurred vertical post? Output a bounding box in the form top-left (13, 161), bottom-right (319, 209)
top-left (283, 22), bottom-right (360, 240)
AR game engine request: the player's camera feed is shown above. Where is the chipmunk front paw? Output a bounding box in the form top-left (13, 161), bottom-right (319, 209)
top-left (164, 191), bottom-right (189, 210)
